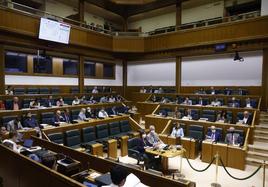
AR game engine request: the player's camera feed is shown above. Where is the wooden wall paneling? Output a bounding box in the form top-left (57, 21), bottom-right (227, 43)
top-left (95, 62), bottom-right (103, 79)
top-left (113, 37), bottom-right (144, 52)
top-left (176, 0), bottom-right (182, 30)
top-left (0, 46), bottom-right (5, 94)
top-left (27, 55), bottom-right (33, 74)
top-left (261, 48), bottom-right (268, 110)
top-left (79, 55), bottom-right (84, 93)
top-left (53, 57), bottom-right (63, 76)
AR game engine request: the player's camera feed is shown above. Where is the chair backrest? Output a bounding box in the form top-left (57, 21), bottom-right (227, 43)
top-left (127, 138), bottom-right (140, 150)
top-left (109, 122), bottom-right (121, 136)
top-left (71, 109), bottom-right (80, 120)
top-left (27, 88), bottom-right (39, 94)
top-left (96, 124), bottom-right (109, 139)
top-left (65, 129), bottom-right (81, 147)
top-left (51, 88), bottom-right (60, 94)
top-left (191, 109), bottom-right (200, 120)
top-left (39, 88), bottom-right (50, 94)
top-left (70, 87), bottom-right (79, 93)
top-left (82, 127), bottom-right (96, 143)
top-left (120, 120), bottom-right (131, 133)
top-left (64, 98), bottom-right (73, 105)
top-left (23, 99), bottom-right (32, 108)
top-left (13, 88), bottom-right (25, 95)
top-left (47, 132), bottom-right (64, 144)
top-left (188, 125), bottom-right (204, 140)
top-left (202, 110), bottom-right (216, 122)
top-left (41, 112), bottom-right (54, 125)
top-left (236, 112), bottom-right (252, 121)
top-left (2, 115), bottom-right (18, 127)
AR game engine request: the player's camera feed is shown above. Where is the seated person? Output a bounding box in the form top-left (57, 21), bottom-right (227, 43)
top-left (170, 122), bottom-right (184, 138)
top-left (0, 126), bottom-right (8, 143)
top-left (210, 86), bottom-right (216, 95)
top-left (229, 97), bottom-right (240, 107)
top-left (5, 86), bottom-right (13, 95)
top-left (195, 88), bottom-right (206, 94)
top-left (216, 110), bottom-right (228, 123)
top-left (54, 110), bottom-right (65, 123)
top-left (128, 105), bottom-right (138, 114)
top-left (158, 87), bottom-right (163, 94)
top-left (86, 107), bottom-right (95, 118)
top-left (206, 126), bottom-right (220, 143)
top-left (92, 86), bottom-right (98, 93)
top-left (197, 97), bottom-right (205, 105)
top-left (154, 89), bottom-right (159, 94)
top-left (6, 96), bottom-right (22, 110)
top-left (240, 111), bottom-right (252, 125)
top-left (80, 95), bottom-right (88, 104)
top-left (63, 109), bottom-right (71, 124)
top-left (147, 125), bottom-right (163, 147)
top-left (23, 112), bottom-right (39, 128)
top-left (0, 100), bottom-right (5, 110)
top-left (7, 117), bottom-right (23, 132)
top-left (98, 107), bottom-right (109, 118)
top-left (29, 98), bottom-right (41, 109)
top-left (72, 96), bottom-right (80, 105)
top-left (211, 98), bottom-right (221, 106)
top-left (224, 88), bottom-right (232, 95)
top-left (78, 108), bottom-right (88, 121)
top-left (104, 165), bottom-right (146, 187)
top-left (151, 95), bottom-right (157, 102)
top-left (45, 95), bottom-right (55, 107)
top-left (148, 86), bottom-right (153, 93)
top-left (3, 131), bottom-right (20, 152)
top-left (109, 95), bottom-right (116, 103)
top-left (100, 95), bottom-right (108, 103)
top-left (182, 97), bottom-right (192, 105)
top-left (88, 95), bottom-right (97, 104)
top-left (160, 97), bottom-right (169, 103)
top-left (225, 127), bottom-right (242, 146)
top-left (56, 97), bottom-right (65, 107)
top-left (245, 97), bottom-right (253, 108)
top-left (183, 108), bottom-right (193, 120)
top-left (110, 106), bottom-right (118, 115)
top-left (116, 95), bottom-right (123, 102)
top-left (174, 107), bottom-right (182, 119)
top-left (140, 87), bottom-right (146, 93)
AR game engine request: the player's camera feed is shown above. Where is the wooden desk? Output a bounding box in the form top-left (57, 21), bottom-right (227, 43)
top-left (91, 143), bottom-right (104, 157)
top-left (201, 140), bottom-right (245, 170)
top-left (146, 147), bottom-right (183, 172)
top-left (107, 139), bottom-right (117, 159)
top-left (120, 136), bottom-right (129, 157)
top-left (227, 146), bottom-right (245, 170)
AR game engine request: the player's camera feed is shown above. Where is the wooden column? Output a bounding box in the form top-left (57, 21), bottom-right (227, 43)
top-left (176, 0), bottom-right (182, 30)
top-left (0, 46), bottom-right (5, 95)
top-left (122, 18), bottom-right (128, 32)
top-left (123, 59), bottom-right (127, 97)
top-left (176, 56), bottom-right (182, 93)
top-left (79, 55), bottom-right (84, 93)
top-left (78, 0), bottom-right (85, 23)
top-left (262, 48), bottom-right (268, 110)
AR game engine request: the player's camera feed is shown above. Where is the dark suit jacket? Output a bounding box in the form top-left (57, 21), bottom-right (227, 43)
top-left (6, 101), bottom-right (22, 110)
top-left (207, 131), bottom-right (221, 142)
top-left (23, 117), bottom-right (38, 128)
top-left (242, 116), bottom-right (252, 125)
top-left (45, 99), bottom-right (55, 107)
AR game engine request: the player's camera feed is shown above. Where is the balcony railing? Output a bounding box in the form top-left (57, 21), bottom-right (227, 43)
top-left (0, 0), bottom-right (262, 37)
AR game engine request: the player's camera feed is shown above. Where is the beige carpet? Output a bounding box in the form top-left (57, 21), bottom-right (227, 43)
top-left (119, 155), bottom-right (268, 187)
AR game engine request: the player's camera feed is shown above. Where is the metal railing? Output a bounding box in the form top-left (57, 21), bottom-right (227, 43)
top-left (0, 0), bottom-right (262, 37)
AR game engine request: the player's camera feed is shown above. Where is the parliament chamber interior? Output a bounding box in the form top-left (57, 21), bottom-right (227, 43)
top-left (0, 0), bottom-right (268, 187)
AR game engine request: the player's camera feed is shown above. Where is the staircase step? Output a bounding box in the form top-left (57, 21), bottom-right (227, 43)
top-left (247, 151), bottom-right (268, 161)
top-left (255, 125), bottom-right (268, 130)
top-left (254, 135), bottom-right (268, 143)
top-left (248, 144), bottom-right (268, 154)
top-left (254, 130), bottom-right (268, 136)
top-left (246, 157), bottom-right (264, 166)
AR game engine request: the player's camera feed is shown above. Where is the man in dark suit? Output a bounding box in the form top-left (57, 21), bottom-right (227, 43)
top-left (241, 111), bottom-right (252, 125)
top-left (206, 126), bottom-right (221, 143)
top-left (225, 127), bottom-right (242, 146)
top-left (23, 112), bottom-right (39, 128)
top-left (63, 109), bottom-right (71, 124)
top-left (45, 95), bottom-right (55, 107)
top-left (54, 110), bottom-right (65, 124)
top-left (229, 97), bottom-right (240, 107)
top-left (6, 97), bottom-right (22, 110)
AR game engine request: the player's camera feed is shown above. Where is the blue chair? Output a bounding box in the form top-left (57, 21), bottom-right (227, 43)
top-left (27, 88), bottom-right (39, 94)
top-left (13, 88), bottom-right (25, 95)
top-left (39, 88), bottom-right (50, 94)
top-left (70, 87), bottom-right (79, 94)
top-left (201, 110), bottom-right (216, 122)
top-left (47, 132), bottom-right (64, 144)
top-left (41, 112), bottom-right (55, 125)
top-left (51, 88), bottom-right (60, 94)
top-left (65, 129), bottom-right (81, 149)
